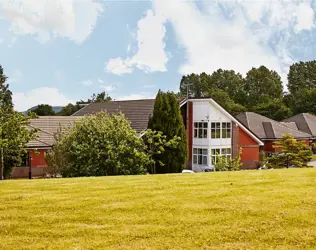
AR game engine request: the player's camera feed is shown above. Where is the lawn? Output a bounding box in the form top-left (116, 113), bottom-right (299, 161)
top-left (1, 169), bottom-right (316, 250)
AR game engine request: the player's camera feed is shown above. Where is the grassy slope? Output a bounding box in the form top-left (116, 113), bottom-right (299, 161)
top-left (1, 169), bottom-right (316, 250)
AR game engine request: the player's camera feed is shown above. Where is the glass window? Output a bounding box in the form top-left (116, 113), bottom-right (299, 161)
top-left (194, 122), bottom-right (208, 139)
top-left (222, 122), bottom-right (231, 138)
top-left (211, 122), bottom-right (221, 138)
top-left (211, 148), bottom-right (231, 164)
top-left (193, 148), bottom-right (208, 165)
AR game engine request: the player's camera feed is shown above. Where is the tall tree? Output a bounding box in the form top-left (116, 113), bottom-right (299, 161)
top-left (57, 103), bottom-right (82, 116)
top-left (0, 65), bottom-right (37, 179)
top-left (148, 90), bottom-right (188, 173)
top-left (179, 73), bottom-right (208, 98)
top-left (33, 104), bottom-right (56, 116)
top-left (91, 91), bottom-right (112, 103)
top-left (288, 60), bottom-right (316, 95)
top-left (242, 66), bottom-right (283, 109)
top-left (208, 69), bottom-right (245, 103)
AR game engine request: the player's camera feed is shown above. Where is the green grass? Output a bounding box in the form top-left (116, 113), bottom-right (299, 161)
top-left (1, 169), bottom-right (316, 249)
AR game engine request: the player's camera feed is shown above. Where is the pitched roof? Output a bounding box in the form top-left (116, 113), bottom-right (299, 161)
top-left (283, 113), bottom-right (316, 136)
top-left (27, 116), bottom-right (83, 148)
top-left (72, 99), bottom-right (156, 133)
top-left (236, 112), bottom-right (311, 140)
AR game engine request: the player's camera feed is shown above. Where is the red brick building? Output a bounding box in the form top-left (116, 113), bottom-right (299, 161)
top-left (236, 112), bottom-right (312, 155)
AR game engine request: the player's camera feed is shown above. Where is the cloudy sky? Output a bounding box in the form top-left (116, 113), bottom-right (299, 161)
top-left (1, 0), bottom-right (316, 111)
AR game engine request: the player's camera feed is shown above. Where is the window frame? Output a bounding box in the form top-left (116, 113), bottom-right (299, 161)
top-left (222, 122), bottom-right (232, 139)
top-left (193, 148), bottom-right (208, 165)
top-left (211, 148), bottom-right (232, 165)
top-left (194, 122), bottom-right (208, 139)
top-left (211, 122), bottom-right (221, 139)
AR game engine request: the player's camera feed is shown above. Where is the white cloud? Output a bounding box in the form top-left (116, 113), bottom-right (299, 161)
top-left (100, 84), bottom-right (115, 92)
top-left (150, 0), bottom-right (316, 83)
top-left (97, 78), bottom-right (104, 84)
top-left (105, 10), bottom-right (168, 75)
top-left (105, 57), bottom-right (132, 75)
top-left (0, 0), bottom-right (103, 44)
top-left (81, 80), bottom-right (93, 86)
top-left (113, 92), bottom-right (155, 101)
top-left (13, 87), bottom-right (73, 111)
top-left (295, 2), bottom-right (314, 32)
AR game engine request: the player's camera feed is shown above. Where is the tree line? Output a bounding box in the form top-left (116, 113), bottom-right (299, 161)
top-left (178, 60), bottom-right (316, 120)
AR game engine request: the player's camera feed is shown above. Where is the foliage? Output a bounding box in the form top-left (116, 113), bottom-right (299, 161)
top-left (290, 89), bottom-right (316, 115)
top-left (179, 73), bottom-right (208, 98)
top-left (56, 103), bottom-right (82, 116)
top-left (214, 148), bottom-right (242, 171)
top-left (242, 66), bottom-right (283, 109)
top-left (32, 104), bottom-right (56, 116)
top-left (288, 60), bottom-right (316, 95)
top-left (148, 90), bottom-right (188, 173)
top-left (0, 65), bottom-right (37, 179)
top-left (143, 129), bottom-right (180, 174)
top-left (252, 98), bottom-right (292, 121)
top-left (49, 112), bottom-right (150, 177)
top-left (267, 134), bottom-right (312, 169)
top-left (258, 150), bottom-right (267, 169)
top-left (92, 91), bottom-right (112, 103)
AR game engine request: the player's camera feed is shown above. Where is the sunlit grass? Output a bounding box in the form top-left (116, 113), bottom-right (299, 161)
top-left (1, 169), bottom-right (316, 249)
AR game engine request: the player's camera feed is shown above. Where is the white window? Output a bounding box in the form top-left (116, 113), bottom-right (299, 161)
top-left (222, 122), bottom-right (231, 138)
top-left (193, 148), bottom-right (208, 165)
top-left (194, 122), bottom-right (208, 138)
top-left (211, 122), bottom-right (221, 138)
top-left (211, 148), bottom-right (231, 164)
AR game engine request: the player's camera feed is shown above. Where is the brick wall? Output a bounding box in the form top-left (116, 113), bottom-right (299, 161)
top-left (232, 122), bottom-right (239, 158)
top-left (11, 166), bottom-right (51, 179)
top-left (186, 102), bottom-right (193, 170)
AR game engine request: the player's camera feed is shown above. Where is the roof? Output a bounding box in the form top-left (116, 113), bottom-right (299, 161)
top-left (72, 99), bottom-right (156, 134)
top-left (282, 113), bottom-right (316, 136)
top-left (27, 116), bottom-right (83, 148)
top-left (236, 112), bottom-right (312, 140)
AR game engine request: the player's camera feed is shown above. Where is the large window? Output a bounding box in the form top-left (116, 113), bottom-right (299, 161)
top-left (193, 148), bottom-right (208, 165)
top-left (211, 148), bottom-right (231, 164)
top-left (222, 122), bottom-right (231, 138)
top-left (194, 122), bottom-right (208, 138)
top-left (211, 122), bottom-right (221, 138)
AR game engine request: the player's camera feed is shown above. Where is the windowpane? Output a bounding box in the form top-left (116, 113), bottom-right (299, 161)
top-left (203, 129), bottom-right (207, 138)
top-left (203, 122), bottom-right (208, 128)
top-left (202, 156), bottom-right (207, 165)
top-left (193, 148), bottom-right (197, 154)
top-left (222, 148), bottom-right (226, 155)
top-left (226, 148), bottom-right (231, 154)
top-left (202, 149), bottom-right (208, 155)
top-left (194, 122), bottom-right (198, 128)
top-left (193, 155), bottom-right (197, 164)
top-left (198, 155), bottom-right (202, 164)
top-left (216, 123), bottom-right (220, 128)
top-left (194, 129), bottom-right (197, 138)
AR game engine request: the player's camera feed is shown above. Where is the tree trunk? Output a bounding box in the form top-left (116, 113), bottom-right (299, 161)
top-left (0, 147), bottom-right (4, 180)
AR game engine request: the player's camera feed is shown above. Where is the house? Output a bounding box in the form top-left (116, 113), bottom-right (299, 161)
top-left (12, 116), bottom-right (82, 178)
top-left (236, 112), bottom-right (312, 154)
top-left (282, 113), bottom-right (316, 138)
top-left (74, 98), bottom-right (264, 171)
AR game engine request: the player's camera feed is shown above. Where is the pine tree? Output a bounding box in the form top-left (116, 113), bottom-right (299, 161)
top-left (148, 90), bottom-right (188, 173)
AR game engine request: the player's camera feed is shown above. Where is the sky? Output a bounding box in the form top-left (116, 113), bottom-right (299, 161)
top-left (0, 0), bottom-right (316, 111)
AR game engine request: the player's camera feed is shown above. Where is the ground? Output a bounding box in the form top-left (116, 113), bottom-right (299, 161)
top-left (1, 169), bottom-right (316, 250)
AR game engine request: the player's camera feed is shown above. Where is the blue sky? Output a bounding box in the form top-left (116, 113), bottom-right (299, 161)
top-left (0, 0), bottom-right (316, 111)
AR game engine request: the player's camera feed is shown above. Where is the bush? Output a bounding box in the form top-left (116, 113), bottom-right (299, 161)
top-left (214, 148), bottom-right (242, 171)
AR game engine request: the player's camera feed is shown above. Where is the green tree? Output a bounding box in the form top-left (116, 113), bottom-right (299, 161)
top-left (252, 99), bottom-right (292, 121)
top-left (208, 89), bottom-right (247, 116)
top-left (208, 69), bottom-right (245, 103)
top-left (179, 73), bottom-right (208, 98)
top-left (267, 134), bottom-right (312, 168)
top-left (48, 112), bottom-right (150, 177)
top-left (242, 66), bottom-right (283, 108)
top-left (148, 90), bottom-right (188, 173)
top-left (0, 65), bottom-right (37, 179)
top-left (288, 60), bottom-right (316, 95)
top-left (91, 91), bottom-right (112, 103)
top-left (33, 104), bottom-right (56, 116)
top-left (143, 129), bottom-right (180, 174)
top-left (57, 103), bottom-right (82, 116)
top-left (290, 89), bottom-right (316, 115)
top-left (214, 148), bottom-right (242, 171)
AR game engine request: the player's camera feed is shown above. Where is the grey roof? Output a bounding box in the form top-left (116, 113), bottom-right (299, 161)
top-left (283, 113), bottom-right (316, 136)
top-left (236, 112), bottom-right (311, 140)
top-left (27, 116), bottom-right (83, 148)
top-left (280, 122), bottom-right (298, 130)
top-left (72, 99), bottom-right (156, 134)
